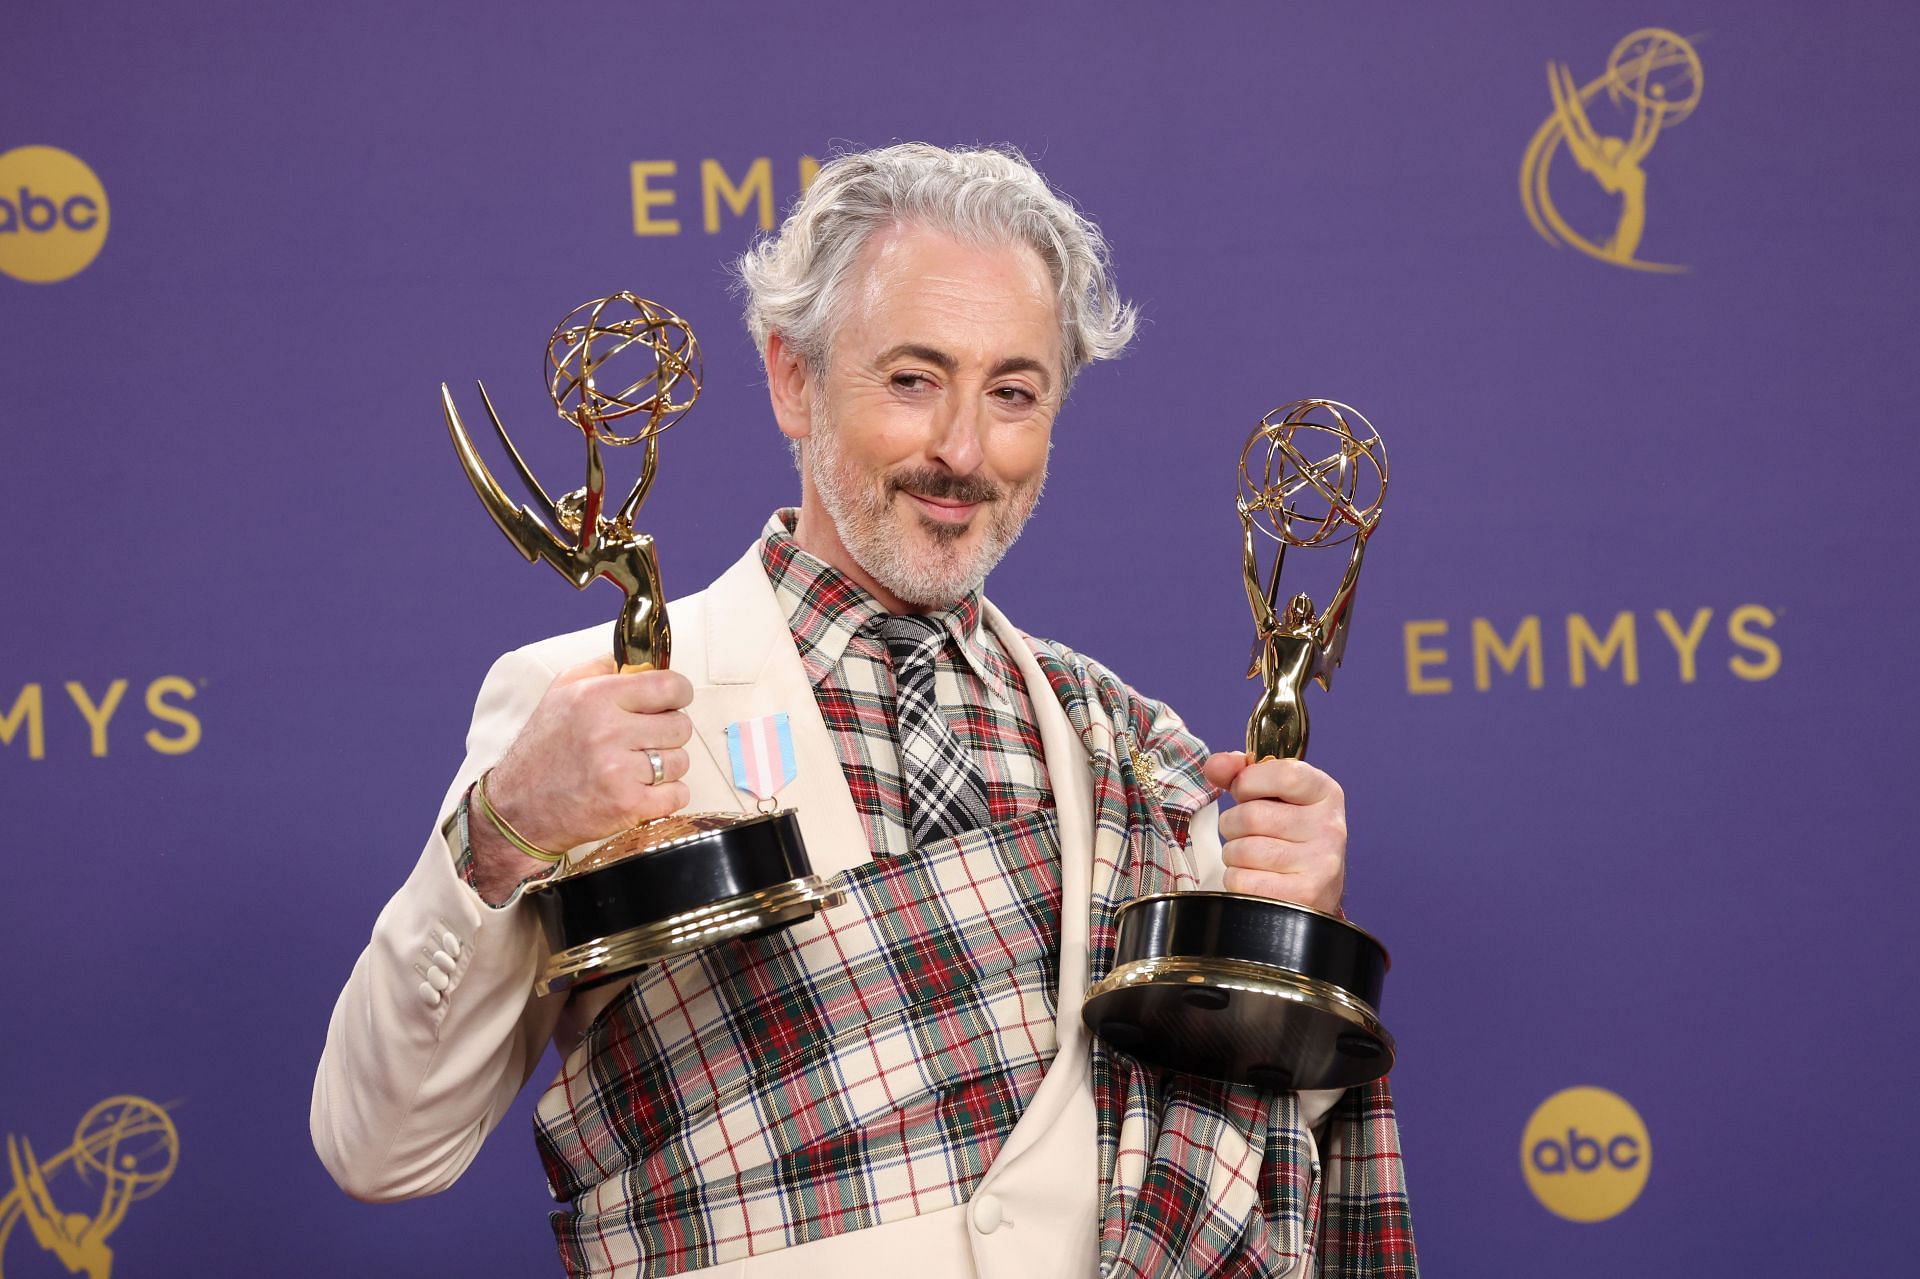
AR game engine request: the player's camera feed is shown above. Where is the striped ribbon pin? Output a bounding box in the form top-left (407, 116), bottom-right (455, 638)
top-left (725, 712), bottom-right (797, 810)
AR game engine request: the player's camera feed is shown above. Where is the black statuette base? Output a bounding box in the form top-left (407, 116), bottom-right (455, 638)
top-left (1082, 891), bottom-right (1394, 1092)
top-left (528, 810), bottom-right (842, 995)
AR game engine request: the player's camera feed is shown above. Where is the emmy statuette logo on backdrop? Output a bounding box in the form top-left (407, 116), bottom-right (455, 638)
top-left (0, 1096), bottom-right (177, 1278)
top-left (1520, 28), bottom-right (1704, 273)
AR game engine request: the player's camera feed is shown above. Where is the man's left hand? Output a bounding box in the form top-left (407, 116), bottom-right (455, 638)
top-left (1201, 752), bottom-right (1347, 915)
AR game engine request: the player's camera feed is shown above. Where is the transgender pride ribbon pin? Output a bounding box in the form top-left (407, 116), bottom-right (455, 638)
top-left (725, 713), bottom-right (797, 811)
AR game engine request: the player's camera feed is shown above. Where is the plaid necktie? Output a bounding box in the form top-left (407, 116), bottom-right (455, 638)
top-left (872, 614), bottom-right (993, 846)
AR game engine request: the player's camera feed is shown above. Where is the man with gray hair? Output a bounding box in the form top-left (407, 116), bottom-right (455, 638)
top-left (314, 143), bottom-right (1415, 1278)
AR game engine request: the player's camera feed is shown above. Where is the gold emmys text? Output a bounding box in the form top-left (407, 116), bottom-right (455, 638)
top-left (630, 156), bottom-right (821, 236)
top-left (1402, 606), bottom-right (1780, 694)
top-left (0, 677), bottom-right (202, 759)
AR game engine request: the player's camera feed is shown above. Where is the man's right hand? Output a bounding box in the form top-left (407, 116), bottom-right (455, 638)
top-left (469, 655), bottom-right (694, 904)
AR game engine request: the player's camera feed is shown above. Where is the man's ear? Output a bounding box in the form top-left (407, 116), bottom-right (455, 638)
top-left (766, 333), bottom-right (815, 444)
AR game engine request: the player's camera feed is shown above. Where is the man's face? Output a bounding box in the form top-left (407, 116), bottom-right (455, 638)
top-left (776, 223), bottom-right (1063, 611)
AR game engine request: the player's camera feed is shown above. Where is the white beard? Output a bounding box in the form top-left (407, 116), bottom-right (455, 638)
top-left (806, 406), bottom-right (1046, 608)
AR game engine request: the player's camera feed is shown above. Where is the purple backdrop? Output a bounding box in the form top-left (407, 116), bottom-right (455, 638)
top-left (5, 1), bottom-right (1916, 1274)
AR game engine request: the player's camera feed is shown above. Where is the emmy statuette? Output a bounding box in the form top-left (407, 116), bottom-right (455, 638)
top-left (442, 294), bottom-right (842, 995)
top-left (1082, 399), bottom-right (1395, 1091)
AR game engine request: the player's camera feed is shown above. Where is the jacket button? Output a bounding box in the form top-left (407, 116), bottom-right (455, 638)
top-left (426, 967), bottom-right (450, 992)
top-left (971, 1193), bottom-right (1004, 1234)
top-left (418, 982), bottom-right (442, 1007)
top-left (431, 949), bottom-right (456, 970)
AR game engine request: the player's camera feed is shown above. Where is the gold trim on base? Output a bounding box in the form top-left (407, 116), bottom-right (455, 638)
top-left (536, 875), bottom-right (844, 996)
top-left (1083, 952), bottom-right (1395, 1090)
top-left (1089, 953), bottom-right (1388, 1037)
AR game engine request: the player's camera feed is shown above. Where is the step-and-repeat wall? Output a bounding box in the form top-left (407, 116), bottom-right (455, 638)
top-left (4, 2), bottom-right (1913, 1274)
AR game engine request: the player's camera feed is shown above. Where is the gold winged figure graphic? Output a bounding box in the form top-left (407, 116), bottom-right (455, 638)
top-left (6, 1135), bottom-right (132, 1279)
top-left (1519, 28), bottom-right (1704, 272)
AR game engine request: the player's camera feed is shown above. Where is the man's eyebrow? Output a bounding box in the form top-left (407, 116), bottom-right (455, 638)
top-left (874, 344), bottom-right (1056, 390)
top-left (987, 356), bottom-right (1054, 389)
top-left (875, 343), bottom-right (959, 373)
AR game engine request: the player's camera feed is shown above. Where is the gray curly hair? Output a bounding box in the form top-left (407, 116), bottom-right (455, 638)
top-left (736, 142), bottom-right (1136, 390)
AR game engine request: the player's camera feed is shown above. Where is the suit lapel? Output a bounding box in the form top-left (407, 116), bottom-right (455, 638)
top-left (684, 545), bottom-right (872, 878)
top-left (683, 555), bottom-right (1100, 1181)
top-left (977, 600), bottom-right (1098, 1173)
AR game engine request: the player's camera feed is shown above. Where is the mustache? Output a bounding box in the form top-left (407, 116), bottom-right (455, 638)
top-left (887, 468), bottom-right (1002, 505)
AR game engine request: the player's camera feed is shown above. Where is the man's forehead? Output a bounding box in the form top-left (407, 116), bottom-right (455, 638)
top-left (838, 223), bottom-right (1061, 371)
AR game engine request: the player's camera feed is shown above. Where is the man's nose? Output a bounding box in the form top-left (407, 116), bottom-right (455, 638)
top-left (926, 394), bottom-right (985, 474)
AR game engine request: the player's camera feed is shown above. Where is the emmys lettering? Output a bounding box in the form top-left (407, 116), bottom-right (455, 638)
top-left (0, 678), bottom-right (202, 761)
top-left (1402, 605), bottom-right (1781, 695)
top-left (630, 155), bottom-right (820, 236)
top-left (0, 146), bottom-right (110, 283)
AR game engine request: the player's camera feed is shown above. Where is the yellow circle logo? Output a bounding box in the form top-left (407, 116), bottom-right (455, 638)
top-left (1520, 1086), bottom-right (1650, 1222)
top-left (0, 145), bottom-right (110, 283)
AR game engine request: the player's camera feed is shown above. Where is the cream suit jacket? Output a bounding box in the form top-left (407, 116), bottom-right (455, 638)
top-left (313, 543), bottom-right (1327, 1278)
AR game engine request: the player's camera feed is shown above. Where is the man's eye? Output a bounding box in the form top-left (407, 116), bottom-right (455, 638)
top-left (891, 372), bottom-right (932, 391)
top-left (992, 385), bottom-right (1037, 406)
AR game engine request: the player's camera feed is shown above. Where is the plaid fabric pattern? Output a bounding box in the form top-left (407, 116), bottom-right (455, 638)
top-left (523, 511), bottom-right (1414, 1275)
top-left (530, 515), bottom-right (1066, 1276)
top-left (760, 511), bottom-right (1051, 860)
top-left (871, 614), bottom-right (994, 843)
top-left (1025, 640), bottom-right (1417, 1279)
top-left (1315, 1085), bottom-right (1419, 1278)
top-left (533, 807), bottom-right (1064, 1276)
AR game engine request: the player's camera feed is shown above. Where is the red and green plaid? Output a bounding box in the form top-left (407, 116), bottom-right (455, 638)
top-left (528, 515), bottom-right (1414, 1275)
top-left (758, 511), bottom-right (1052, 859)
top-left (534, 807), bottom-right (1065, 1275)
top-left (1026, 640), bottom-right (1416, 1279)
top-left (530, 515), bottom-right (1066, 1275)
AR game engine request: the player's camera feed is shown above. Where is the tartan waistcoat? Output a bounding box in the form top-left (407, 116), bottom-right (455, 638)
top-left (533, 806), bottom-right (1064, 1277)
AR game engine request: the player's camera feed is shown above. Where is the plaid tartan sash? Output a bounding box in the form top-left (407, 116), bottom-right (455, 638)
top-left (533, 807), bottom-right (1064, 1277)
top-left (1024, 639), bottom-right (1417, 1279)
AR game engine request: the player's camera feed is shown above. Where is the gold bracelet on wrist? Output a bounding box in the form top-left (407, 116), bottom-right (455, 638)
top-left (474, 769), bottom-right (565, 863)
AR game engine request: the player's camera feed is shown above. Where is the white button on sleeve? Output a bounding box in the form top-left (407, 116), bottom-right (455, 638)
top-left (426, 967), bottom-right (450, 992)
top-left (417, 982), bottom-right (442, 1007)
top-left (431, 950), bottom-right (455, 970)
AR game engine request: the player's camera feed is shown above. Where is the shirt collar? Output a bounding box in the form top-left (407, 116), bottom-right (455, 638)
top-left (758, 509), bottom-right (1014, 705)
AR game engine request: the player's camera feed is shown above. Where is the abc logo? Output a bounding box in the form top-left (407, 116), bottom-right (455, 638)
top-left (1520, 1086), bottom-right (1650, 1222)
top-left (0, 145), bottom-right (109, 283)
